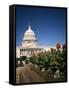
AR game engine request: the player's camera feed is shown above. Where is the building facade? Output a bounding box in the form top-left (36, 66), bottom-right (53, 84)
top-left (16, 25), bottom-right (43, 58)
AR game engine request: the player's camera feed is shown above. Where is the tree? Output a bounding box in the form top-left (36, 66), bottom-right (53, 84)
top-left (29, 55), bottom-right (37, 65)
top-left (63, 44), bottom-right (67, 50)
top-left (50, 48), bottom-right (56, 52)
top-left (56, 43), bottom-right (61, 50)
top-left (20, 56), bottom-right (27, 61)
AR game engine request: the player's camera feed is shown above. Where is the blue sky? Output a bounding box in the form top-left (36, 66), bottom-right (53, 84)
top-left (16, 5), bottom-right (67, 47)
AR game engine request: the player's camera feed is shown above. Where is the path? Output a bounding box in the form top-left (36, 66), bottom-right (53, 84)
top-left (16, 63), bottom-right (45, 84)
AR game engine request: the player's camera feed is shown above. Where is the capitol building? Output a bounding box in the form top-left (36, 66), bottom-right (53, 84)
top-left (16, 25), bottom-right (56, 58)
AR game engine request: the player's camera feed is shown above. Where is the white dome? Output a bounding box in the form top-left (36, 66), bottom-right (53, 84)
top-left (23, 25), bottom-right (36, 41)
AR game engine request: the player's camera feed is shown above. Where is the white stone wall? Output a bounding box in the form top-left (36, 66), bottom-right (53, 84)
top-left (16, 48), bottom-right (20, 58)
top-left (16, 45), bottom-right (63, 58)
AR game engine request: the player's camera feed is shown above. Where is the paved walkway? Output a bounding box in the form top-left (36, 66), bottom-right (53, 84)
top-left (16, 64), bottom-right (45, 84)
